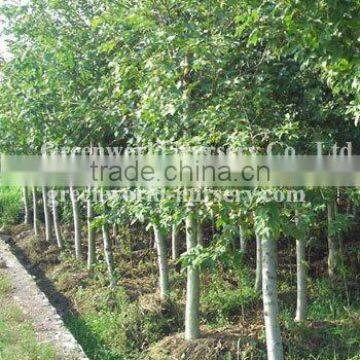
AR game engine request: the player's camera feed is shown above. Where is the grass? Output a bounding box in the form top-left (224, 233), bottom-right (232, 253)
top-left (55, 260), bottom-right (360, 360)
top-left (0, 187), bottom-right (22, 230)
top-left (0, 272), bottom-right (56, 360)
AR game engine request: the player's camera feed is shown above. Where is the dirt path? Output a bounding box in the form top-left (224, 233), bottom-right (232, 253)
top-left (0, 234), bottom-right (88, 360)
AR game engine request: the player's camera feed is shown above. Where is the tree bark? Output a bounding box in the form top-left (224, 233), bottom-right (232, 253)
top-left (262, 234), bottom-right (284, 360)
top-left (295, 237), bottom-right (307, 322)
top-left (113, 223), bottom-right (118, 240)
top-left (171, 223), bottom-right (179, 260)
top-left (51, 190), bottom-right (63, 248)
top-left (196, 221), bottom-right (203, 246)
top-left (153, 225), bottom-right (170, 300)
top-left (239, 225), bottom-right (247, 252)
top-left (32, 187), bottom-right (39, 237)
top-left (42, 186), bottom-right (52, 242)
top-left (185, 205), bottom-right (200, 341)
top-left (69, 186), bottom-right (82, 259)
top-left (255, 230), bottom-right (262, 292)
top-left (23, 187), bottom-right (30, 225)
top-left (87, 189), bottom-right (96, 269)
top-left (327, 200), bottom-right (338, 279)
top-left (100, 189), bottom-right (115, 286)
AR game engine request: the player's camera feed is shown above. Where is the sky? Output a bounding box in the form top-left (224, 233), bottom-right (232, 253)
top-left (0, 10), bottom-right (10, 60)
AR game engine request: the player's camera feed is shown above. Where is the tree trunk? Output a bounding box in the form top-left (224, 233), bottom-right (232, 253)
top-left (197, 221), bottom-right (203, 246)
top-left (327, 200), bottom-right (338, 279)
top-left (185, 206), bottom-right (200, 341)
top-left (239, 225), bottom-right (247, 252)
top-left (100, 189), bottom-right (115, 286)
top-left (23, 187), bottom-right (30, 225)
top-left (32, 187), bottom-right (39, 237)
top-left (171, 223), bottom-right (179, 260)
top-left (334, 201), bottom-right (344, 259)
top-left (295, 237), bottom-right (307, 322)
top-left (87, 189), bottom-right (96, 269)
top-left (51, 190), bottom-right (63, 248)
top-left (210, 209), bottom-right (215, 237)
top-left (262, 234), bottom-right (284, 360)
top-left (69, 186), bottom-right (82, 259)
top-left (42, 186), bottom-right (52, 242)
top-left (153, 225), bottom-right (170, 300)
top-left (255, 230), bottom-right (262, 292)
top-left (113, 223), bottom-right (118, 240)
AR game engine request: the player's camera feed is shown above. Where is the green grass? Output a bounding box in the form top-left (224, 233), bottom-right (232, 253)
top-left (64, 281), bottom-right (183, 360)
top-left (55, 260), bottom-right (360, 360)
top-left (0, 187), bottom-right (22, 230)
top-left (0, 273), bottom-right (56, 360)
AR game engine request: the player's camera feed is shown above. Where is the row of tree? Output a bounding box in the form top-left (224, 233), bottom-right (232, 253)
top-left (1, 1), bottom-right (359, 359)
top-left (21, 184), bottom-right (356, 359)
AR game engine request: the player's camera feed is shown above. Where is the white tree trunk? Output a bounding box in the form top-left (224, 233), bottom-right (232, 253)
top-left (239, 225), bottom-right (247, 252)
top-left (196, 221), bottom-right (203, 246)
top-left (171, 223), bottom-right (179, 260)
top-left (23, 187), bottom-right (30, 225)
top-left (262, 234), bottom-right (284, 360)
top-left (185, 206), bottom-right (200, 341)
top-left (87, 189), bottom-right (96, 269)
top-left (69, 186), bottom-right (82, 259)
top-left (295, 237), bottom-right (307, 322)
top-left (100, 189), bottom-right (115, 286)
top-left (255, 230), bottom-right (262, 292)
top-left (112, 223), bottom-right (118, 240)
top-left (32, 187), bottom-right (39, 237)
top-left (153, 225), bottom-right (170, 300)
top-left (42, 186), bottom-right (52, 242)
top-left (327, 200), bottom-right (338, 279)
top-left (51, 190), bottom-right (63, 248)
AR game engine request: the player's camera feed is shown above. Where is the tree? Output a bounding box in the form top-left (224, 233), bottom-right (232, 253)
top-left (327, 199), bottom-right (338, 280)
top-left (32, 187), bottom-right (39, 237)
top-left (293, 208), bottom-right (309, 323)
top-left (51, 189), bottom-right (63, 249)
top-left (153, 225), bottom-right (170, 300)
top-left (69, 186), bottom-right (82, 259)
top-left (255, 203), bottom-right (284, 360)
top-left (42, 186), bottom-right (52, 242)
top-left (22, 187), bottom-right (30, 225)
top-left (171, 223), bottom-right (179, 261)
top-left (254, 228), bottom-right (262, 292)
top-left (100, 188), bottom-right (116, 287)
top-left (184, 203), bottom-right (200, 341)
top-left (87, 187), bottom-right (96, 269)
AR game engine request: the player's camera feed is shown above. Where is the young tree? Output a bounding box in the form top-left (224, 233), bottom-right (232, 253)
top-left (327, 200), bottom-right (338, 279)
top-left (23, 187), bottom-right (30, 225)
top-left (196, 221), bottom-right (204, 247)
top-left (51, 189), bottom-right (63, 249)
top-left (254, 229), bottom-right (262, 292)
top-left (171, 223), bottom-right (179, 260)
top-left (100, 189), bottom-right (115, 287)
top-left (32, 187), bottom-right (39, 237)
top-left (294, 210), bottom-right (307, 322)
top-left (255, 204), bottom-right (284, 360)
top-left (184, 203), bottom-right (200, 341)
top-left (42, 186), bottom-right (52, 243)
top-left (87, 187), bottom-right (96, 269)
top-left (239, 225), bottom-right (247, 252)
top-left (153, 225), bottom-right (170, 300)
top-left (69, 186), bottom-right (82, 259)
